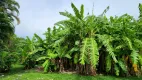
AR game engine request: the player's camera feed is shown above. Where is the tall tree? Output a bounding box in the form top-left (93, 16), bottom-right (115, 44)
top-left (0, 0), bottom-right (20, 48)
top-left (0, 0), bottom-right (20, 73)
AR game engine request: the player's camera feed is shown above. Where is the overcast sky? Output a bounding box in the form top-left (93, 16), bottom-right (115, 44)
top-left (15, 0), bottom-right (142, 38)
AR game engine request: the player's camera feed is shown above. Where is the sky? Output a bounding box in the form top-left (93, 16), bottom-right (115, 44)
top-left (15, 0), bottom-right (142, 38)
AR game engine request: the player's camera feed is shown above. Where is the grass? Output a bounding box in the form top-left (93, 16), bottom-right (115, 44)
top-left (0, 65), bottom-right (142, 80)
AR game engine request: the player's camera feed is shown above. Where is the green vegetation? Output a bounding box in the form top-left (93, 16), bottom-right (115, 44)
top-left (1, 0), bottom-right (142, 79)
top-left (0, 0), bottom-right (20, 72)
top-left (0, 65), bottom-right (142, 80)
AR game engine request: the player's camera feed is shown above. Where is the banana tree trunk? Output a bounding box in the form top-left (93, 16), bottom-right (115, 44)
top-left (90, 65), bottom-right (96, 76)
top-left (59, 58), bottom-right (64, 72)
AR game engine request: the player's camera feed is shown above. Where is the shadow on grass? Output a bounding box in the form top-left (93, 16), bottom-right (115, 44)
top-left (0, 64), bottom-right (34, 78)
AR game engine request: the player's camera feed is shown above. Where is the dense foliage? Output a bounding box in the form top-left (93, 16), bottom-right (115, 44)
top-left (30, 3), bottom-right (142, 76)
top-left (1, 1), bottom-right (142, 77)
top-left (0, 0), bottom-right (20, 72)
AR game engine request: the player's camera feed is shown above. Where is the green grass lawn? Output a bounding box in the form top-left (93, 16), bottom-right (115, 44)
top-left (0, 65), bottom-right (142, 80)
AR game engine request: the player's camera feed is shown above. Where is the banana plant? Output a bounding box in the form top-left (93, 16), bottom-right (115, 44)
top-left (21, 35), bottom-right (44, 69)
top-left (54, 2), bottom-right (142, 76)
top-left (54, 44), bottom-right (71, 72)
top-left (36, 49), bottom-right (57, 72)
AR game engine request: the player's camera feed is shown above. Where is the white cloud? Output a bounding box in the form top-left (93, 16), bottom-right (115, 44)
top-left (15, 0), bottom-right (142, 38)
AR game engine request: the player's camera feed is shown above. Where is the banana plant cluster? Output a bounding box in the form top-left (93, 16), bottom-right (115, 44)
top-left (15, 3), bottom-right (142, 76)
top-left (1, 2), bottom-right (142, 77)
top-left (32, 3), bottom-right (142, 76)
top-left (16, 3), bottom-right (140, 76)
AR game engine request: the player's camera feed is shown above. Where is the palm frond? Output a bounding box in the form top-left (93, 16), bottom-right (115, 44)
top-left (80, 4), bottom-right (84, 19)
top-left (123, 36), bottom-right (133, 50)
top-left (130, 49), bottom-right (139, 64)
top-left (59, 11), bottom-right (75, 20)
top-left (42, 60), bottom-right (49, 72)
top-left (80, 38), bottom-right (88, 65)
top-left (134, 39), bottom-right (142, 49)
top-left (97, 34), bottom-right (118, 63)
top-left (118, 59), bottom-right (127, 72)
top-left (80, 38), bottom-right (99, 68)
top-left (71, 3), bottom-right (81, 19)
top-left (100, 6), bottom-right (109, 16)
top-left (106, 54), bottom-right (112, 72)
top-left (34, 33), bottom-right (44, 45)
top-left (89, 38), bottom-right (99, 68)
top-left (114, 64), bottom-right (120, 76)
